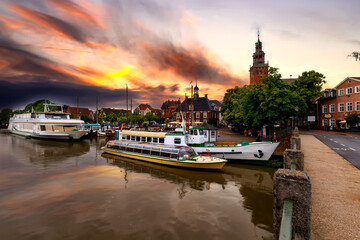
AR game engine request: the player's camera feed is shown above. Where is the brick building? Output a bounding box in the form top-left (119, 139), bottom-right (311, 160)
top-left (249, 30), bottom-right (269, 84)
top-left (63, 106), bottom-right (93, 119)
top-left (161, 100), bottom-right (181, 123)
top-left (317, 77), bottom-right (360, 129)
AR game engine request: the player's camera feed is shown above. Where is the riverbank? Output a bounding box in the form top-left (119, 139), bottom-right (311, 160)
top-left (301, 134), bottom-right (360, 239)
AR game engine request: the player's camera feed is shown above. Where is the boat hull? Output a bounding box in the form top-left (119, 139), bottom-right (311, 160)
top-left (192, 142), bottom-right (280, 161)
top-left (10, 128), bottom-right (87, 140)
top-left (102, 148), bottom-right (226, 170)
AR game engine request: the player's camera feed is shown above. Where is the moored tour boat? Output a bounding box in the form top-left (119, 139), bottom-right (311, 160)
top-left (102, 140), bottom-right (227, 170)
top-left (116, 127), bottom-right (279, 161)
top-left (8, 110), bottom-right (87, 140)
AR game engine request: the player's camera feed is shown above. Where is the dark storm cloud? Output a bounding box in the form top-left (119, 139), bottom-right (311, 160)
top-left (0, 77), bottom-right (138, 109)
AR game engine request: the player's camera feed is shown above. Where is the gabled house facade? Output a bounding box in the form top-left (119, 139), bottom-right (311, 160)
top-left (317, 77), bottom-right (360, 129)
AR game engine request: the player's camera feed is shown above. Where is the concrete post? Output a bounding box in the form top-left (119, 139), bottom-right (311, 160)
top-left (290, 136), bottom-right (301, 150)
top-left (274, 169), bottom-right (312, 240)
top-left (283, 149), bottom-right (304, 171)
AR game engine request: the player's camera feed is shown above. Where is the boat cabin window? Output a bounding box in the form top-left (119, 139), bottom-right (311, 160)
top-left (199, 129), bottom-right (204, 135)
top-left (147, 137), bottom-right (152, 142)
top-left (40, 125), bottom-right (46, 131)
top-left (122, 135), bottom-right (126, 140)
top-left (194, 130), bottom-right (198, 135)
top-left (159, 138), bottom-right (164, 143)
top-left (131, 136), bottom-right (135, 141)
top-left (141, 137), bottom-right (146, 142)
top-left (126, 147), bottom-right (134, 152)
top-left (126, 135), bottom-right (130, 140)
top-left (174, 138), bottom-right (181, 144)
top-left (136, 136), bottom-right (140, 141)
top-left (178, 147), bottom-right (196, 159)
top-left (189, 130), bottom-right (193, 135)
top-left (153, 138), bottom-right (158, 143)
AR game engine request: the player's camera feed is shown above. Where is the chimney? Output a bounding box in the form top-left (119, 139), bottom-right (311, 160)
top-left (205, 94), bottom-right (208, 99)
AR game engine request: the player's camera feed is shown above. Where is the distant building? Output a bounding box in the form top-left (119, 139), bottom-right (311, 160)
top-left (135, 104), bottom-right (161, 116)
top-left (63, 106), bottom-right (93, 119)
top-left (317, 77), bottom-right (360, 130)
top-left (173, 84), bottom-right (221, 126)
top-left (161, 99), bottom-right (181, 123)
top-left (249, 30), bottom-right (269, 84)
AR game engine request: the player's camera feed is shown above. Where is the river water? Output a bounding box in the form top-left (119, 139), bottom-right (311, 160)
top-left (0, 130), bottom-right (276, 240)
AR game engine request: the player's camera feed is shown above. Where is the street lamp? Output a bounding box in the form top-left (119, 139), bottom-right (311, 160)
top-left (295, 106), bottom-right (299, 127)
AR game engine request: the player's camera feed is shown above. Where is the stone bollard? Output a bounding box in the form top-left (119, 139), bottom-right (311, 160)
top-left (290, 136), bottom-right (301, 150)
top-left (293, 127), bottom-right (300, 137)
top-left (273, 169), bottom-right (312, 240)
top-left (283, 149), bottom-right (304, 171)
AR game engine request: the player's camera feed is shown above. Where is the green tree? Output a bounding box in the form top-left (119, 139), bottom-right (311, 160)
top-left (0, 108), bottom-right (12, 125)
top-left (105, 112), bottom-right (118, 123)
top-left (144, 112), bottom-right (154, 122)
top-left (291, 71), bottom-right (326, 114)
top-left (222, 68), bottom-right (306, 133)
top-left (346, 112), bottom-right (360, 128)
top-left (80, 114), bottom-right (93, 123)
top-left (24, 99), bottom-right (56, 112)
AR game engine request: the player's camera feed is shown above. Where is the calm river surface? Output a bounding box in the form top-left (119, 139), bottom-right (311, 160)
top-left (0, 130), bottom-right (276, 240)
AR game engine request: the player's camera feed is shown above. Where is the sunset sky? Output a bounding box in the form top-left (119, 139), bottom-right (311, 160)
top-left (0, 0), bottom-right (359, 110)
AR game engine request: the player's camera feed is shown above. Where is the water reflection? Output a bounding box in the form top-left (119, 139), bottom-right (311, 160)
top-left (103, 153), bottom-right (275, 233)
top-left (0, 131), bottom-right (275, 240)
top-left (102, 153), bottom-right (227, 198)
top-left (7, 134), bottom-right (91, 167)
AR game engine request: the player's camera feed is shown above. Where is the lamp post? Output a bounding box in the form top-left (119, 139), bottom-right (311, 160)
top-left (295, 106), bottom-right (299, 127)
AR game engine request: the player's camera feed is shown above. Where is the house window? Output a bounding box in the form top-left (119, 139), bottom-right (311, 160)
top-left (211, 131), bottom-right (216, 137)
top-left (346, 87), bottom-right (353, 95)
top-left (203, 112), bottom-right (207, 118)
top-left (356, 86), bottom-right (360, 93)
top-left (196, 112), bottom-right (200, 118)
top-left (338, 89), bottom-right (344, 96)
top-left (330, 119), bottom-right (335, 129)
top-left (338, 103), bottom-right (344, 112)
top-left (346, 102), bottom-right (353, 112)
top-left (329, 104), bottom-right (335, 113)
top-left (322, 119), bottom-right (328, 126)
top-left (356, 101), bottom-right (360, 111)
top-left (322, 105), bottom-right (328, 113)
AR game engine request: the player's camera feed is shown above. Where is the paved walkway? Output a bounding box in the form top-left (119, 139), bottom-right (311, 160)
top-left (301, 134), bottom-right (360, 240)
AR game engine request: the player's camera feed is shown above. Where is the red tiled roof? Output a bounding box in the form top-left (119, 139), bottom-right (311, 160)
top-left (137, 104), bottom-right (154, 111)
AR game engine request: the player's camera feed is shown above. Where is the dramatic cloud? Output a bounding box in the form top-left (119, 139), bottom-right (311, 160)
top-left (0, 0), bottom-right (244, 110)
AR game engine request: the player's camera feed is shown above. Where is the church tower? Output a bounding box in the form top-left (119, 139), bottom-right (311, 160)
top-left (249, 30), bottom-right (269, 84)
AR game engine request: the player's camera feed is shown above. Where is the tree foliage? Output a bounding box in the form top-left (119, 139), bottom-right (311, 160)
top-left (24, 99), bottom-right (56, 112)
top-left (0, 108), bottom-right (12, 125)
top-left (348, 52), bottom-right (359, 62)
top-left (346, 112), bottom-right (360, 127)
top-left (221, 68), bottom-right (325, 130)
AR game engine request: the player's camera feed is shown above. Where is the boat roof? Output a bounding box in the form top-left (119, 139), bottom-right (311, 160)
top-left (109, 140), bottom-right (191, 152)
top-left (121, 130), bottom-right (166, 138)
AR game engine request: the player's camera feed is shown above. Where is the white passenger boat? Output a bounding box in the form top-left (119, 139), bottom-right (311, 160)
top-left (115, 127), bottom-right (279, 161)
top-left (102, 141), bottom-right (227, 170)
top-left (8, 109), bottom-right (87, 140)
